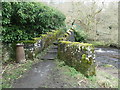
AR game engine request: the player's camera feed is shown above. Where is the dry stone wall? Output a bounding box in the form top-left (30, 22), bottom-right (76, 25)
top-left (23, 30), bottom-right (63, 60)
top-left (57, 28), bottom-right (96, 77)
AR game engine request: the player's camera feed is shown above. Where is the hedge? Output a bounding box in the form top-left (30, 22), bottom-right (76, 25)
top-left (2, 2), bottom-right (66, 43)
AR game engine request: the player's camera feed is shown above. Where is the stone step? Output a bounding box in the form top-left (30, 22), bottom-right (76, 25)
top-left (53, 41), bottom-right (58, 45)
top-left (41, 53), bottom-right (57, 60)
top-left (47, 50), bottom-right (57, 53)
top-left (51, 45), bottom-right (58, 49)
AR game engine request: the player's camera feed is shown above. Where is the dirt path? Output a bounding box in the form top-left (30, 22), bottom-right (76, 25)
top-left (13, 45), bottom-right (58, 88)
top-left (13, 60), bottom-right (55, 88)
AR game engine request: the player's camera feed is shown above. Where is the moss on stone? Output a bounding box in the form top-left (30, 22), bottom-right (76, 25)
top-left (82, 54), bottom-right (87, 60)
top-left (59, 41), bottom-right (93, 47)
top-left (33, 37), bottom-right (42, 41)
top-left (58, 37), bottom-right (66, 41)
top-left (58, 37), bottom-right (96, 77)
top-left (17, 40), bottom-right (37, 44)
top-left (64, 33), bottom-right (69, 37)
top-left (40, 34), bottom-right (47, 39)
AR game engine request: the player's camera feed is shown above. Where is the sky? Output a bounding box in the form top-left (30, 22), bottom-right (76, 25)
top-left (2, 0), bottom-right (120, 3)
top-left (40, 0), bottom-right (120, 2)
top-left (38, 0), bottom-right (119, 7)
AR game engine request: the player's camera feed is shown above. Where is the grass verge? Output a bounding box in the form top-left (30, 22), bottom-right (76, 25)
top-left (86, 41), bottom-right (110, 47)
top-left (87, 40), bottom-right (119, 49)
top-left (55, 59), bottom-right (118, 88)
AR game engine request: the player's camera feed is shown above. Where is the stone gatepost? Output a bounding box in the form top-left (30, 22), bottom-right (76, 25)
top-left (16, 43), bottom-right (26, 63)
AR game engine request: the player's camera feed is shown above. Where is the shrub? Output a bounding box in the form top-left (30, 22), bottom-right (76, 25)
top-left (2, 2), bottom-right (66, 43)
top-left (73, 25), bottom-right (87, 42)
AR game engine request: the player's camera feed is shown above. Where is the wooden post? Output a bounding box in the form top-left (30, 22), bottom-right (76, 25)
top-left (16, 43), bottom-right (26, 63)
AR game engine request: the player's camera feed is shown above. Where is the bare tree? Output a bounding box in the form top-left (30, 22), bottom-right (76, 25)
top-left (70, 1), bottom-right (104, 40)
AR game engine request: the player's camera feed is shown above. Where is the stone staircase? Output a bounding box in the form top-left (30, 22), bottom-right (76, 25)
top-left (41, 42), bottom-right (58, 60)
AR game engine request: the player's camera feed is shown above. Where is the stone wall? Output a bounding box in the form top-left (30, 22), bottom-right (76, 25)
top-left (2, 30), bottom-right (63, 64)
top-left (58, 28), bottom-right (75, 42)
top-left (23, 30), bottom-right (63, 60)
top-left (57, 29), bottom-right (96, 77)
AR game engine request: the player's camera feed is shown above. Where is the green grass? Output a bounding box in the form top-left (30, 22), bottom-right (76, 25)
top-left (62, 66), bottom-right (80, 77)
top-left (87, 41), bottom-right (110, 47)
top-left (103, 64), bottom-right (114, 68)
top-left (86, 40), bottom-right (119, 48)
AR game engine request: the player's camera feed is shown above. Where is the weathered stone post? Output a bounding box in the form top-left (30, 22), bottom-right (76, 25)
top-left (16, 43), bottom-right (26, 63)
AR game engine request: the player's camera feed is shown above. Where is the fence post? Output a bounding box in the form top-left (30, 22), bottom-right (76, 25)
top-left (16, 43), bottom-right (26, 63)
